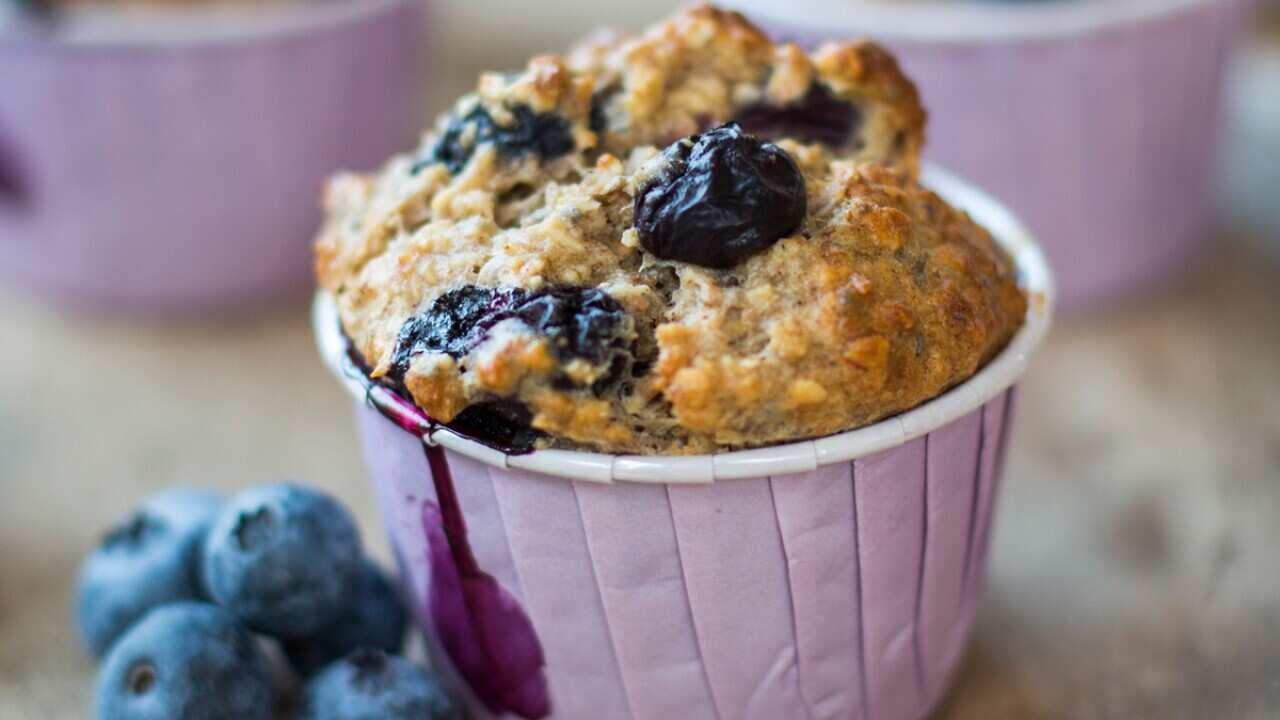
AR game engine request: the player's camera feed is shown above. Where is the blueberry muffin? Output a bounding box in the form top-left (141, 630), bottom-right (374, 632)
top-left (316, 4), bottom-right (1026, 455)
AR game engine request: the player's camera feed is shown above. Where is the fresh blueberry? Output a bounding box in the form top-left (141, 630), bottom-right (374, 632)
top-left (201, 483), bottom-right (362, 638)
top-left (75, 488), bottom-right (224, 657)
top-left (282, 561), bottom-right (407, 676)
top-left (298, 649), bottom-right (463, 720)
top-left (95, 602), bottom-right (273, 720)
top-left (390, 285), bottom-right (631, 382)
top-left (735, 83), bottom-right (861, 147)
top-left (415, 104), bottom-right (575, 175)
top-left (635, 123), bottom-right (807, 269)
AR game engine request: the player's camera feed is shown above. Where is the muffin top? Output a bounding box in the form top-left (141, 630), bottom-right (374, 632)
top-left (316, 4), bottom-right (1026, 455)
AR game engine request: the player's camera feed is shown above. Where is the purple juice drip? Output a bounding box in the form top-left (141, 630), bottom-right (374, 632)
top-left (0, 123), bottom-right (29, 208)
top-left (342, 345), bottom-right (436, 436)
top-left (375, 385), bottom-right (435, 436)
top-left (422, 446), bottom-right (550, 719)
top-left (340, 338), bottom-right (550, 716)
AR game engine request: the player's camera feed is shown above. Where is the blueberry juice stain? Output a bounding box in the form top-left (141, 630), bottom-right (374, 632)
top-left (339, 341), bottom-right (550, 719)
top-left (420, 447), bottom-right (550, 719)
top-left (340, 281), bottom-right (634, 718)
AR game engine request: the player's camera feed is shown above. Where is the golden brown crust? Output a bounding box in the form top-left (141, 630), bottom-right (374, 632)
top-left (314, 4), bottom-right (1021, 455)
top-left (315, 5), bottom-right (926, 295)
top-left (646, 161), bottom-right (1025, 449)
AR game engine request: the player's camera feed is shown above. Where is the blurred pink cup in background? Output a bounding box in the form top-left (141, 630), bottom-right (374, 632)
top-left (724, 0), bottom-right (1250, 311)
top-left (0, 0), bottom-right (424, 314)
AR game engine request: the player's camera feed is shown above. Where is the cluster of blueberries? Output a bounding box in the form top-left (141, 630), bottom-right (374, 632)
top-left (76, 483), bottom-right (462, 719)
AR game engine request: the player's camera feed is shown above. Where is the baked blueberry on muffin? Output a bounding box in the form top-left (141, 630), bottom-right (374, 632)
top-left (316, 4), bottom-right (1026, 455)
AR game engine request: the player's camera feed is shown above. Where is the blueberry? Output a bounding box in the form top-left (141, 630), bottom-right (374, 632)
top-left (201, 483), bottom-right (362, 638)
top-left (509, 286), bottom-right (630, 367)
top-left (635, 123), bottom-right (807, 269)
top-left (282, 561), bottom-right (407, 676)
top-left (589, 90), bottom-right (612, 135)
top-left (75, 488), bottom-right (223, 657)
top-left (389, 286), bottom-right (511, 377)
top-left (95, 602), bottom-right (272, 720)
top-left (388, 285), bottom-right (632, 448)
top-left (447, 401), bottom-right (542, 454)
top-left (415, 104), bottom-right (575, 175)
top-left (391, 285), bottom-right (630, 381)
top-left (735, 83), bottom-right (861, 147)
top-left (298, 650), bottom-right (463, 720)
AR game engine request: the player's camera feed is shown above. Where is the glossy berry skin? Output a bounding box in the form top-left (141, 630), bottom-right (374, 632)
top-left (201, 483), bottom-right (362, 638)
top-left (95, 602), bottom-right (272, 720)
top-left (389, 285), bottom-right (513, 375)
top-left (390, 285), bottom-right (630, 380)
top-left (446, 401), bottom-right (542, 454)
top-left (417, 105), bottom-right (575, 175)
top-left (508, 286), bottom-right (630, 365)
top-left (282, 561), bottom-right (407, 676)
top-left (298, 650), bottom-right (463, 720)
top-left (634, 123), bottom-right (807, 269)
top-left (736, 83), bottom-right (861, 147)
top-left (75, 488), bottom-right (224, 657)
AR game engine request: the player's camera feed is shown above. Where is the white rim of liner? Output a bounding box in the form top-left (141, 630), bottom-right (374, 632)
top-left (3, 0), bottom-right (412, 48)
top-left (727, 0), bottom-right (1223, 43)
top-left (315, 163), bottom-right (1054, 484)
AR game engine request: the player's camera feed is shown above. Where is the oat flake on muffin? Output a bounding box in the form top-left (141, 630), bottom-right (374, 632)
top-left (315, 3), bottom-right (1026, 455)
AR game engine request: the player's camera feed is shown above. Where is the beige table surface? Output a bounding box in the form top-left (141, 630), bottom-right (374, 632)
top-left (3, 234), bottom-right (1279, 719)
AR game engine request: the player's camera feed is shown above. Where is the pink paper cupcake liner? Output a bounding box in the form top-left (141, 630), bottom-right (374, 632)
top-left (0, 0), bottom-right (424, 313)
top-left (317, 166), bottom-right (1053, 720)
top-left (724, 0), bottom-right (1250, 310)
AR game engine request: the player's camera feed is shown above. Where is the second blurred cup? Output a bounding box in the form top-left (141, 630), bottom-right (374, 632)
top-left (725, 0), bottom-right (1249, 310)
top-left (0, 0), bottom-right (425, 314)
